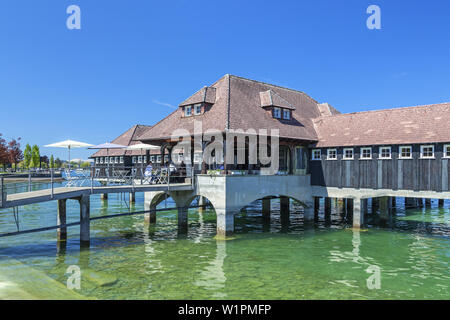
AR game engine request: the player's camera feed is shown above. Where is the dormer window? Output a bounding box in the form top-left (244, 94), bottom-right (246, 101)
top-left (283, 109), bottom-right (291, 120)
top-left (194, 104), bottom-right (202, 115)
top-left (184, 105), bottom-right (192, 117)
top-left (273, 107), bottom-right (281, 119)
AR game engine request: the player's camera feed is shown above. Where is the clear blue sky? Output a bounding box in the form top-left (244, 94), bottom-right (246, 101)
top-left (1, 0), bottom-right (449, 160)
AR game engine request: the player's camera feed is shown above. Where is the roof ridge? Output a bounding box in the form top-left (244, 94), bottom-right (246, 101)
top-left (314, 102), bottom-right (450, 121)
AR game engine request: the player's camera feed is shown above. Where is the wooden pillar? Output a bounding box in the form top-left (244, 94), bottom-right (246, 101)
top-left (438, 199), bottom-right (445, 207)
top-left (371, 198), bottom-right (379, 213)
top-left (379, 196), bottom-right (391, 220)
top-left (391, 197), bottom-right (396, 208)
top-left (101, 193), bottom-right (108, 200)
top-left (352, 198), bottom-right (363, 228)
top-left (425, 198), bottom-right (432, 207)
top-left (405, 197), bottom-right (416, 208)
top-left (129, 192), bottom-right (136, 203)
top-left (324, 197), bottom-right (332, 225)
top-left (178, 206), bottom-right (188, 234)
top-left (346, 198), bottom-right (354, 218)
top-left (416, 198), bottom-right (424, 208)
top-left (79, 194), bottom-right (90, 246)
top-left (280, 196), bottom-right (290, 226)
top-left (262, 197), bottom-right (271, 222)
top-left (57, 199), bottom-right (67, 241)
top-left (314, 197), bottom-right (320, 223)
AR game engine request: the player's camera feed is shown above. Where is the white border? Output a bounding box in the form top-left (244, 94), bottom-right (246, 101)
top-left (399, 146), bottom-right (413, 159)
top-left (379, 146), bottom-right (392, 159)
top-left (312, 149), bottom-right (321, 160)
top-left (327, 148), bottom-right (337, 160)
top-left (420, 145), bottom-right (435, 159)
top-left (360, 147), bottom-right (372, 160)
top-left (444, 144), bottom-right (450, 158)
top-left (343, 148), bottom-right (354, 160)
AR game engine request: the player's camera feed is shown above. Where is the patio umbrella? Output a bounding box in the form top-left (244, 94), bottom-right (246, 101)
top-left (125, 143), bottom-right (159, 168)
top-left (44, 140), bottom-right (93, 170)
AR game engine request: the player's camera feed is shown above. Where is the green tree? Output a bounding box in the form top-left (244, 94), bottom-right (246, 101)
top-left (30, 145), bottom-right (40, 168)
top-left (23, 144), bottom-right (32, 169)
top-left (55, 157), bottom-right (62, 168)
top-left (50, 155), bottom-right (55, 169)
top-left (81, 161), bottom-right (91, 169)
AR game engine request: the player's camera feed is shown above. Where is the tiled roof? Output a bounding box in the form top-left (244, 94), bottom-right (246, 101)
top-left (91, 124), bottom-right (153, 157)
top-left (313, 103), bottom-right (450, 147)
top-left (179, 86), bottom-right (216, 106)
top-left (137, 74), bottom-right (322, 141)
top-left (260, 90), bottom-right (296, 110)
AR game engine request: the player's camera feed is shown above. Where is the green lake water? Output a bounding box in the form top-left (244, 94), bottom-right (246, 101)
top-left (0, 181), bottom-right (449, 299)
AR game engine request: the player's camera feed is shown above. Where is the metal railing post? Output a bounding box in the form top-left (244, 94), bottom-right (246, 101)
top-left (28, 171), bottom-right (31, 192)
top-left (50, 169), bottom-right (54, 199)
top-left (168, 167), bottom-right (170, 190)
top-left (0, 176), bottom-right (5, 207)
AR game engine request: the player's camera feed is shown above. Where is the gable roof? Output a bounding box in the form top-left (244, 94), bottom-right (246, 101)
top-left (137, 74), bottom-right (324, 142)
top-left (313, 103), bottom-right (450, 147)
top-left (91, 124), bottom-right (153, 157)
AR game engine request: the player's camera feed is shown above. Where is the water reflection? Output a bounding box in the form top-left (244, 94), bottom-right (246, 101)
top-left (195, 240), bottom-right (227, 299)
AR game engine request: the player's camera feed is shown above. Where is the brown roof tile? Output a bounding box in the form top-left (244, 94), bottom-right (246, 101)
top-left (313, 103), bottom-right (450, 147)
top-left (91, 124), bottom-right (153, 157)
top-left (138, 74), bottom-right (322, 141)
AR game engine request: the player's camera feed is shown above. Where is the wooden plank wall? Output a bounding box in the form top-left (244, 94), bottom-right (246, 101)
top-left (310, 144), bottom-right (450, 192)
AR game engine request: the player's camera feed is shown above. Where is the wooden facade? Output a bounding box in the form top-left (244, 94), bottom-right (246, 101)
top-left (310, 143), bottom-right (450, 192)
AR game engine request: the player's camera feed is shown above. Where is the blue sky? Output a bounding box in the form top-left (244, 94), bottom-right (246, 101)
top-left (1, 0), bottom-right (449, 160)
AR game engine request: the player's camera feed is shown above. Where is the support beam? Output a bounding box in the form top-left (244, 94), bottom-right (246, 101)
top-left (405, 197), bottom-right (416, 208)
top-left (353, 198), bottom-right (363, 228)
top-left (262, 197), bottom-right (271, 222)
top-left (346, 198), bottom-right (353, 220)
top-left (177, 206), bottom-right (188, 234)
top-left (371, 198), bottom-right (379, 213)
top-left (424, 198), bottom-right (432, 207)
top-left (198, 196), bottom-right (205, 213)
top-left (416, 198), bottom-right (424, 208)
top-left (79, 194), bottom-right (90, 245)
top-left (57, 199), bottom-right (67, 241)
top-left (216, 208), bottom-right (234, 237)
top-left (314, 197), bottom-right (320, 223)
top-left (129, 192), bottom-right (136, 203)
top-left (438, 199), bottom-right (445, 207)
top-left (391, 197), bottom-right (396, 208)
top-left (280, 197), bottom-right (290, 227)
top-left (101, 193), bottom-right (108, 200)
top-left (324, 197), bottom-right (332, 225)
top-left (379, 196), bottom-right (392, 220)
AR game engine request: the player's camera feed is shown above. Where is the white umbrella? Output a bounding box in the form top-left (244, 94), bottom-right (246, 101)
top-left (125, 143), bottom-right (160, 166)
top-left (44, 139), bottom-right (93, 170)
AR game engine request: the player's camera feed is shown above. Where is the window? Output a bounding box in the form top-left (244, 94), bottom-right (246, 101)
top-left (444, 145), bottom-right (450, 158)
top-left (110, 157), bottom-right (114, 164)
top-left (399, 146), bottom-right (412, 159)
top-left (184, 105), bottom-right (192, 117)
top-left (120, 156), bottom-right (124, 163)
top-left (95, 158), bottom-right (99, 164)
top-left (132, 156), bottom-right (136, 164)
top-left (379, 146), bottom-right (391, 159)
top-left (138, 156), bottom-right (142, 163)
top-left (115, 157), bottom-right (119, 164)
top-left (420, 145), bottom-right (434, 159)
top-left (343, 148), bottom-right (354, 160)
top-left (143, 156), bottom-right (146, 163)
top-left (312, 149), bottom-right (321, 160)
top-left (282, 109), bottom-right (290, 120)
top-left (100, 157), bottom-right (104, 164)
top-left (194, 153), bottom-right (202, 163)
top-left (360, 147), bottom-right (372, 160)
top-left (273, 107), bottom-right (281, 119)
top-left (150, 156), bottom-right (155, 162)
top-left (327, 149), bottom-right (337, 160)
top-left (157, 155), bottom-right (161, 163)
top-left (194, 104), bottom-right (202, 115)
